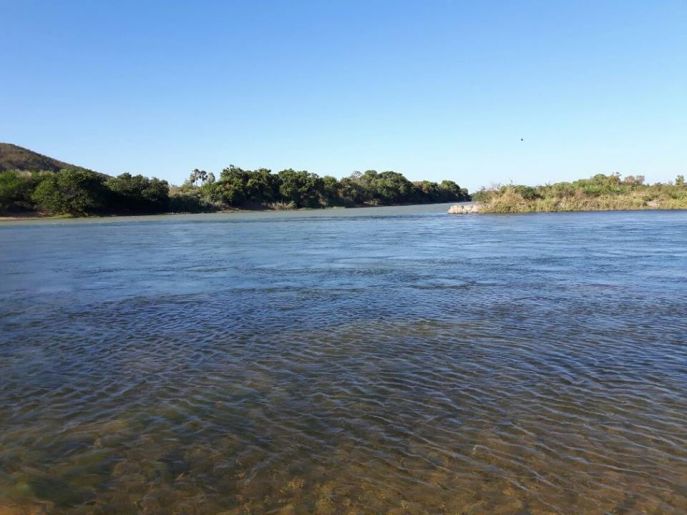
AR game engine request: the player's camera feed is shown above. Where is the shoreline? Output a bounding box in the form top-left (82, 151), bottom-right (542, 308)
top-left (448, 203), bottom-right (687, 215)
top-left (0, 201), bottom-right (466, 223)
top-left (5, 202), bottom-right (687, 222)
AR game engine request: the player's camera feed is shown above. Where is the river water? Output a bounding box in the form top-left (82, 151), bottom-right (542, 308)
top-left (1, 205), bottom-right (686, 513)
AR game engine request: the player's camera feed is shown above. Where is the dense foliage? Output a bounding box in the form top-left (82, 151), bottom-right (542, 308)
top-left (32, 169), bottom-right (111, 216)
top-left (473, 174), bottom-right (687, 213)
top-left (0, 167), bottom-right (469, 216)
top-left (0, 169), bottom-right (171, 216)
top-left (179, 167), bottom-right (469, 210)
top-left (0, 170), bottom-right (42, 212)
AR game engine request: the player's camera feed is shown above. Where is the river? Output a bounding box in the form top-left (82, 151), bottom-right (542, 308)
top-left (1, 205), bottom-right (686, 512)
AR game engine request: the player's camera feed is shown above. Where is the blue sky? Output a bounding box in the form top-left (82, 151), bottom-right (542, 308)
top-left (2, 0), bottom-right (685, 190)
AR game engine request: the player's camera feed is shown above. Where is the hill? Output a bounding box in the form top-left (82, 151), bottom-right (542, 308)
top-left (0, 143), bottom-right (95, 173)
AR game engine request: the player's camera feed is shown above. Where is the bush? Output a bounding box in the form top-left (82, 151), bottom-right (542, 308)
top-left (32, 169), bottom-right (108, 216)
top-left (0, 171), bottom-right (43, 213)
top-left (478, 174), bottom-right (687, 213)
top-left (106, 173), bottom-right (170, 213)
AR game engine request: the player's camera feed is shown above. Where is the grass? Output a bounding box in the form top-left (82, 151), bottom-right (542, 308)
top-left (473, 174), bottom-right (687, 213)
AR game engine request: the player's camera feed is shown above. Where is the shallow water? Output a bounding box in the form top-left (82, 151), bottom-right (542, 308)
top-left (1, 205), bottom-right (686, 513)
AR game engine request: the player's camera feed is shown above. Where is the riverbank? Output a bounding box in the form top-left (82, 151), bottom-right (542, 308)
top-left (0, 213), bottom-right (73, 222)
top-left (463, 174), bottom-right (687, 214)
top-left (0, 202), bottom-right (460, 223)
top-left (0, 165), bottom-right (470, 218)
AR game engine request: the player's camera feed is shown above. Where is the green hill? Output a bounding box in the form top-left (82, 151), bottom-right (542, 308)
top-left (0, 143), bottom-right (94, 173)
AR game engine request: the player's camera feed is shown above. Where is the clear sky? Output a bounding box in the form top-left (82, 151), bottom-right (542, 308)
top-left (2, 0), bottom-right (686, 190)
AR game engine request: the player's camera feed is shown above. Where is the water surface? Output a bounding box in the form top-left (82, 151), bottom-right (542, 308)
top-left (1, 205), bottom-right (686, 513)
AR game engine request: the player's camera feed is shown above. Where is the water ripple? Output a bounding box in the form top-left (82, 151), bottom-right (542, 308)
top-left (1, 207), bottom-right (686, 513)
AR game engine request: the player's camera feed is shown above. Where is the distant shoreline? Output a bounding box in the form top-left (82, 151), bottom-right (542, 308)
top-left (449, 203), bottom-right (687, 215)
top-left (0, 162), bottom-right (470, 218)
top-left (0, 201), bottom-right (467, 223)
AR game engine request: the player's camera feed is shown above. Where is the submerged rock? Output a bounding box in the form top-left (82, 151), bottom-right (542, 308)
top-left (448, 203), bottom-right (480, 214)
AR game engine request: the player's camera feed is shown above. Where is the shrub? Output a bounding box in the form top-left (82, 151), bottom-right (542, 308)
top-left (32, 169), bottom-right (108, 216)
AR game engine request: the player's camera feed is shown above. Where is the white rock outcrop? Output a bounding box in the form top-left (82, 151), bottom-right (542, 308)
top-left (448, 203), bottom-right (481, 214)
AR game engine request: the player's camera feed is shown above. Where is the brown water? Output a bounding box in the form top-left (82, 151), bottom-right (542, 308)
top-left (1, 205), bottom-right (686, 513)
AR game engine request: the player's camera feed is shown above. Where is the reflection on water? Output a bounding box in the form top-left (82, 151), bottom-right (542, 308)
top-left (1, 205), bottom-right (686, 513)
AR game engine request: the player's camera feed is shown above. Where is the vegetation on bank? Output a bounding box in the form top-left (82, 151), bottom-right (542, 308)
top-left (0, 167), bottom-right (470, 217)
top-left (473, 174), bottom-right (687, 213)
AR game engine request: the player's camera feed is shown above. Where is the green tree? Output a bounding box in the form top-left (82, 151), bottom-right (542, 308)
top-left (216, 165), bottom-right (249, 205)
top-left (321, 175), bottom-right (341, 206)
top-left (32, 169), bottom-right (108, 215)
top-left (374, 171), bottom-right (415, 204)
top-left (277, 169), bottom-right (324, 208)
top-left (438, 180), bottom-right (469, 202)
top-left (106, 173), bottom-right (170, 213)
top-left (245, 169), bottom-right (279, 204)
top-left (0, 171), bottom-right (42, 212)
top-left (414, 180), bottom-right (441, 202)
top-left (337, 176), bottom-right (367, 206)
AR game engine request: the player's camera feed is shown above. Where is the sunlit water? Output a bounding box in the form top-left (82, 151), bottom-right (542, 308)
top-left (1, 204), bottom-right (686, 514)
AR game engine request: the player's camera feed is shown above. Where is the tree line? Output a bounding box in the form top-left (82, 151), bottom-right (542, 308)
top-left (0, 167), bottom-right (470, 216)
